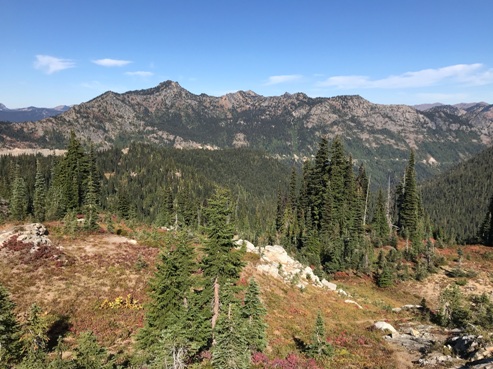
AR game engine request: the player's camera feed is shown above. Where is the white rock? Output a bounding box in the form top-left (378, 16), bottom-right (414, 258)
top-left (321, 279), bottom-right (337, 291)
top-left (337, 289), bottom-right (349, 296)
top-left (235, 239), bottom-right (257, 253)
top-left (345, 299), bottom-right (363, 309)
top-left (374, 321), bottom-right (398, 334)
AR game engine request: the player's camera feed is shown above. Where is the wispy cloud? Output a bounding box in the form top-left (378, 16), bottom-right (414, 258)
top-left (92, 58), bottom-right (132, 67)
top-left (124, 71), bottom-right (154, 77)
top-left (34, 55), bottom-right (75, 74)
top-left (265, 74), bottom-right (302, 85)
top-left (318, 64), bottom-right (493, 89)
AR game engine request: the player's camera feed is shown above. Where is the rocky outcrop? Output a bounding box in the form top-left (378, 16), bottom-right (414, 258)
top-left (0, 223), bottom-right (52, 248)
top-left (236, 240), bottom-right (336, 290)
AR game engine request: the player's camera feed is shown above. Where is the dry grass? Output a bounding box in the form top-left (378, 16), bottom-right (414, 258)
top-left (2, 222), bottom-right (492, 367)
top-left (0, 222), bottom-right (159, 351)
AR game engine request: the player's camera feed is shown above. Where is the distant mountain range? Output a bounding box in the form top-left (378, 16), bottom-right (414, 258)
top-left (0, 103), bottom-right (70, 122)
top-left (0, 81), bottom-right (492, 185)
top-left (412, 102), bottom-right (490, 111)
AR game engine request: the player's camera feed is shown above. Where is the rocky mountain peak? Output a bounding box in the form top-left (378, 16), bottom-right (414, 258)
top-left (1, 80), bottom-right (493, 183)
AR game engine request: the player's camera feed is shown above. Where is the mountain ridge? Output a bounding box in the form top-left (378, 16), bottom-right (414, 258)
top-left (1, 81), bottom-right (492, 184)
top-left (0, 103), bottom-right (70, 122)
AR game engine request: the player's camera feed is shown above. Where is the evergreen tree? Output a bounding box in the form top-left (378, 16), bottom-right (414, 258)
top-left (377, 262), bottom-right (393, 288)
top-left (116, 190), bottom-right (130, 220)
top-left (241, 279), bottom-right (267, 352)
top-left (33, 160), bottom-right (46, 222)
top-left (9, 164), bottom-right (28, 221)
top-left (327, 137), bottom-right (347, 238)
top-left (61, 132), bottom-right (86, 211)
top-left (138, 232), bottom-right (200, 352)
top-left (399, 150), bottom-right (419, 239)
top-left (83, 174), bottom-right (99, 231)
top-left (72, 331), bottom-right (113, 369)
top-left (18, 304), bottom-right (49, 369)
top-left (0, 284), bottom-right (22, 367)
top-left (373, 189), bottom-right (390, 241)
top-left (307, 138), bottom-right (329, 230)
top-left (52, 132), bottom-right (90, 215)
top-left (479, 195), bottom-right (493, 246)
top-left (212, 303), bottom-right (250, 369)
top-left (201, 187), bottom-right (245, 331)
top-left (45, 162), bottom-right (65, 220)
top-left (306, 311), bottom-right (333, 358)
top-left (21, 304), bottom-right (48, 353)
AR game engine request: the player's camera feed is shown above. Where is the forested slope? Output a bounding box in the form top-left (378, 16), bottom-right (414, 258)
top-left (421, 145), bottom-right (493, 242)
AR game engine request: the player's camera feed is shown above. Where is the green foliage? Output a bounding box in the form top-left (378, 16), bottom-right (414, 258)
top-left (422, 145), bottom-right (493, 243)
top-left (33, 160), bottom-right (46, 222)
top-left (138, 231), bottom-right (200, 352)
top-left (0, 284), bottom-right (22, 366)
top-left (9, 164), bottom-right (28, 221)
top-left (72, 331), bottom-right (113, 369)
top-left (306, 311), bottom-right (334, 358)
top-left (479, 195), bottom-right (493, 246)
top-left (436, 285), bottom-right (470, 328)
top-left (201, 187), bottom-right (245, 285)
top-left (372, 189), bottom-right (390, 241)
top-left (397, 150), bottom-right (420, 240)
top-left (83, 174), bottom-right (99, 231)
top-left (212, 304), bottom-right (250, 369)
top-left (241, 279), bottom-right (267, 352)
top-left (21, 304), bottom-right (49, 354)
top-left (277, 137), bottom-right (369, 275)
top-left (16, 349), bottom-right (48, 369)
top-left (376, 263), bottom-right (394, 288)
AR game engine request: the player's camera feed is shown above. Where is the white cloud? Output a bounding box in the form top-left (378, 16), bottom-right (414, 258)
top-left (265, 74), bottom-right (302, 85)
top-left (92, 58), bottom-right (132, 67)
top-left (34, 55), bottom-right (75, 74)
top-left (124, 71), bottom-right (154, 77)
top-left (318, 64), bottom-right (493, 89)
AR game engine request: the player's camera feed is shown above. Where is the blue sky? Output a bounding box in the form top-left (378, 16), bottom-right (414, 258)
top-left (1, 0), bottom-right (492, 108)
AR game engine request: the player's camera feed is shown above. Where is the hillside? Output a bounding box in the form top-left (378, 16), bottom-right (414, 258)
top-left (2, 222), bottom-right (493, 368)
top-left (0, 81), bottom-right (492, 185)
top-left (421, 145), bottom-right (493, 242)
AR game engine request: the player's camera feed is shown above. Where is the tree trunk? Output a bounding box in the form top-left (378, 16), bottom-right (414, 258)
top-left (211, 277), bottom-right (220, 330)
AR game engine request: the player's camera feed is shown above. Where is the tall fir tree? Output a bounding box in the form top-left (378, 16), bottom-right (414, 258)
top-left (480, 195), bottom-right (493, 246)
top-left (0, 284), bottom-right (22, 366)
top-left (33, 160), bottom-right (46, 222)
top-left (212, 303), bottom-right (250, 369)
top-left (241, 279), bottom-right (267, 353)
top-left (201, 187), bottom-right (245, 331)
top-left (327, 136), bottom-right (347, 238)
top-left (83, 174), bottom-right (99, 231)
top-left (138, 232), bottom-right (200, 353)
top-left (373, 189), bottom-right (391, 241)
top-left (9, 164), bottom-right (28, 221)
top-left (398, 150), bottom-right (419, 239)
top-left (307, 138), bottom-right (329, 230)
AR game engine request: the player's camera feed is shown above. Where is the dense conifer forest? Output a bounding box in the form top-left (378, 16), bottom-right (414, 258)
top-left (421, 145), bottom-right (493, 243)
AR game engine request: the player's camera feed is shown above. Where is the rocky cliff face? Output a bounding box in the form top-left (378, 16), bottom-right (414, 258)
top-left (1, 81), bottom-right (491, 181)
